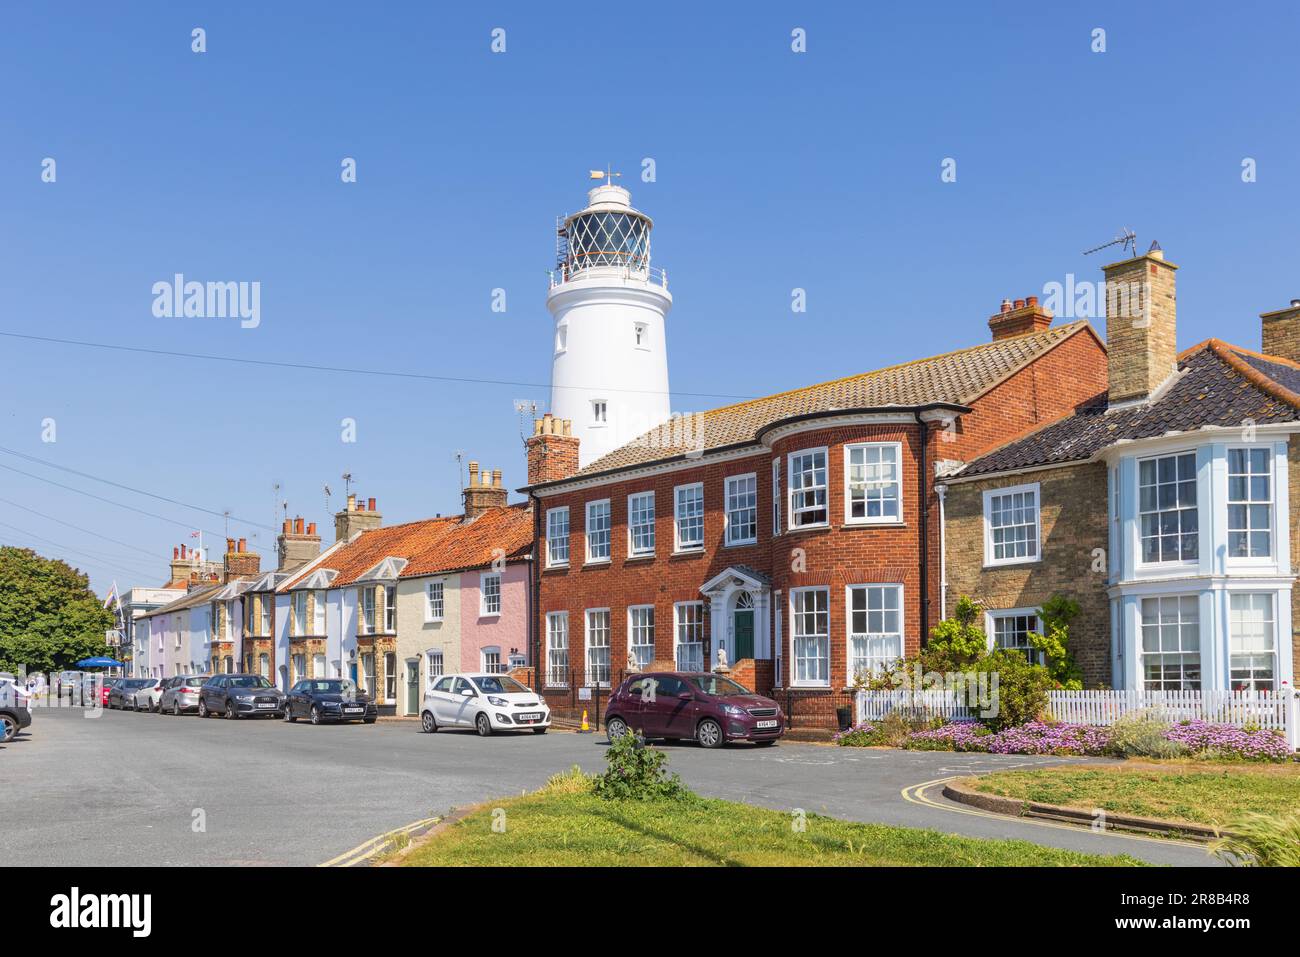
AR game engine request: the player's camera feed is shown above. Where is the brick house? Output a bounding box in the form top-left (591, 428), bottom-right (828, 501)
top-left (524, 307), bottom-right (1108, 720)
top-left (943, 247), bottom-right (1300, 694)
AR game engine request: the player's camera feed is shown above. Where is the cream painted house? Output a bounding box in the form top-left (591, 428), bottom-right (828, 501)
top-left (395, 574), bottom-right (459, 716)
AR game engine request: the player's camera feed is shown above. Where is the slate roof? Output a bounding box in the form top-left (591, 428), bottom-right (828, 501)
top-left (958, 340), bottom-right (1300, 479)
top-left (136, 582), bottom-right (223, 620)
top-left (557, 321), bottom-right (1095, 482)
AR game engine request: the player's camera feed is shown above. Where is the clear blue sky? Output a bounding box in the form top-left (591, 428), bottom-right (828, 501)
top-left (2, 1), bottom-right (1298, 596)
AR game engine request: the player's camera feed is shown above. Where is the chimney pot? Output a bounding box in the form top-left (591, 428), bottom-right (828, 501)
top-left (308, 522), bottom-right (316, 535)
top-left (1026, 295), bottom-right (1038, 308)
top-left (238, 538), bottom-right (246, 553)
top-left (173, 546), bottom-right (179, 559)
top-left (1013, 298), bottom-right (1025, 309)
top-left (367, 497), bottom-right (376, 511)
top-left (1000, 299), bottom-right (1011, 313)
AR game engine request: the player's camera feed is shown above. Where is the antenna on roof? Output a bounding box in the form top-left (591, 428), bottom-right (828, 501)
top-left (513, 399), bottom-right (538, 448)
top-left (323, 484), bottom-right (332, 516)
top-left (341, 472), bottom-right (353, 497)
top-left (1083, 227), bottom-right (1137, 259)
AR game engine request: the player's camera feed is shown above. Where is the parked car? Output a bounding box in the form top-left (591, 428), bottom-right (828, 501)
top-left (100, 677), bottom-right (122, 708)
top-left (198, 674), bottom-right (285, 719)
top-left (0, 681), bottom-right (32, 743)
top-left (159, 674), bottom-right (211, 715)
top-left (603, 672), bottom-right (784, 748)
top-left (284, 678), bottom-right (377, 725)
top-left (419, 673), bottom-right (550, 736)
top-left (107, 678), bottom-right (153, 710)
top-left (129, 677), bottom-right (167, 712)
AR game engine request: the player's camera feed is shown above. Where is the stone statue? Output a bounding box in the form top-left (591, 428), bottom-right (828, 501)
top-left (626, 649), bottom-right (639, 672)
top-left (715, 646), bottom-right (730, 673)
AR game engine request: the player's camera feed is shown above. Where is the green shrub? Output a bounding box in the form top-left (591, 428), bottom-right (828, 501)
top-left (1028, 594), bottom-right (1084, 690)
top-left (592, 733), bottom-right (692, 802)
top-left (1105, 710), bottom-right (1189, 759)
top-left (1213, 812), bottom-right (1300, 867)
top-left (924, 596), bottom-right (987, 670)
top-left (543, 765), bottom-right (593, 795)
top-left (972, 650), bottom-right (1051, 731)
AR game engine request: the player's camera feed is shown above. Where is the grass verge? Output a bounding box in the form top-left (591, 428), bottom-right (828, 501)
top-left (966, 762), bottom-right (1300, 829)
top-left (400, 768), bottom-right (1144, 867)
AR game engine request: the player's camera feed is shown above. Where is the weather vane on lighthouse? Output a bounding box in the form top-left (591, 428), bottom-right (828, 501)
top-left (588, 165), bottom-right (621, 186)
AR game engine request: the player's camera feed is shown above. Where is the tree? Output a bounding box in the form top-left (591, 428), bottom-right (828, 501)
top-left (0, 546), bottom-right (114, 674)
top-left (924, 595), bottom-right (987, 669)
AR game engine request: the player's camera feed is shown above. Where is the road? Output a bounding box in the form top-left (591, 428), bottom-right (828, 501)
top-left (0, 705), bottom-right (1216, 866)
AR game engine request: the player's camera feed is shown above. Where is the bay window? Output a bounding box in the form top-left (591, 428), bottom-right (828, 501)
top-left (845, 443), bottom-right (901, 524)
top-left (1140, 595), bottom-right (1201, 691)
top-left (791, 587), bottom-right (829, 686)
top-left (1229, 593), bottom-right (1276, 692)
top-left (788, 449), bottom-right (828, 528)
top-left (1227, 448), bottom-right (1272, 559)
top-left (1139, 452), bottom-right (1198, 563)
top-left (848, 584), bottom-right (903, 680)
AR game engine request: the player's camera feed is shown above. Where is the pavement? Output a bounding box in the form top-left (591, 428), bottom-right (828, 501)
top-left (0, 705), bottom-right (1217, 866)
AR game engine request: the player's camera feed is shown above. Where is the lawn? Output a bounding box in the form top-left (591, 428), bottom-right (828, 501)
top-left (400, 772), bottom-right (1143, 867)
top-left (965, 762), bottom-right (1300, 828)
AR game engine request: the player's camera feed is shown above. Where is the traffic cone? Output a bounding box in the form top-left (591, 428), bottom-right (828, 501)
top-left (578, 709), bottom-right (591, 733)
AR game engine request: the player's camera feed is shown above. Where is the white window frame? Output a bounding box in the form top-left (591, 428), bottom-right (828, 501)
top-left (674, 601), bottom-right (705, 672)
top-left (628, 604), bottom-right (656, 671)
top-left (425, 580), bottom-right (444, 622)
top-left (724, 473), bottom-right (758, 546)
top-left (259, 595), bottom-right (272, 637)
top-left (313, 591), bottom-right (326, 635)
top-left (628, 491), bottom-right (656, 557)
top-left (1139, 594), bottom-right (1202, 692)
top-left (585, 499), bottom-right (611, 563)
top-left (546, 506), bottom-right (570, 568)
top-left (425, 648), bottom-right (444, 683)
top-left (773, 588), bottom-right (784, 687)
top-left (844, 441), bottom-right (903, 525)
top-left (292, 591), bottom-right (308, 636)
top-left (673, 482), bottom-right (704, 552)
top-left (1226, 446), bottom-right (1273, 563)
top-left (312, 652), bottom-right (326, 678)
top-left (584, 608), bottom-right (611, 687)
top-left (982, 481), bottom-right (1041, 567)
top-left (787, 447), bottom-right (829, 530)
top-left (360, 588), bottom-right (375, 635)
top-left (847, 583), bottom-right (904, 682)
top-left (789, 586), bottom-right (830, 688)
top-left (591, 399), bottom-right (608, 427)
top-left (985, 607), bottom-right (1044, 665)
top-left (1137, 450), bottom-right (1199, 566)
top-left (480, 572), bottom-right (501, 617)
top-left (481, 646), bottom-right (503, 674)
top-left (772, 458), bottom-right (782, 536)
top-left (1228, 592), bottom-right (1277, 692)
top-left (545, 611), bottom-right (569, 688)
top-left (383, 585), bottom-right (396, 632)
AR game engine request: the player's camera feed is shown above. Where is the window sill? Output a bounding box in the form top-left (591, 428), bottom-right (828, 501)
top-left (784, 523), bottom-right (831, 536)
top-left (583, 558), bottom-right (612, 568)
top-left (423, 618), bottom-right (445, 625)
top-left (545, 563), bottom-right (570, 572)
top-left (981, 558), bottom-right (1042, 570)
top-left (671, 548), bottom-right (706, 559)
top-left (478, 613), bottom-right (501, 620)
top-left (841, 522), bottom-right (906, 530)
top-left (723, 539), bottom-right (759, 549)
top-left (624, 553), bottom-right (656, 563)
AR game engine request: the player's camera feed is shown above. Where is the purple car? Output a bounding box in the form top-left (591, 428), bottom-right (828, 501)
top-left (603, 671), bottom-right (785, 748)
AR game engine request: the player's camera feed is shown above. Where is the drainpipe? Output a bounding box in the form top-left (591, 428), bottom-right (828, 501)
top-left (915, 412), bottom-right (930, 647)
top-left (529, 490), bottom-right (542, 690)
top-left (935, 483), bottom-right (948, 622)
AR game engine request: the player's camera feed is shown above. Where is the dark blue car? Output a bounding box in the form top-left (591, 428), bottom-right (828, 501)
top-left (283, 678), bottom-right (378, 725)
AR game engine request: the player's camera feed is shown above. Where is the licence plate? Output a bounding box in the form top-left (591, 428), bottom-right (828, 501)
top-left (344, 707), bottom-right (364, 714)
top-left (518, 712), bottom-right (541, 722)
top-left (756, 719), bottom-right (778, 729)
top-left (257, 702), bottom-right (275, 709)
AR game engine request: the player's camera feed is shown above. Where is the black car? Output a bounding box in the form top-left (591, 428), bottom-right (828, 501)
top-left (284, 679), bottom-right (378, 725)
top-left (198, 674), bottom-right (285, 719)
top-left (0, 683), bottom-right (32, 742)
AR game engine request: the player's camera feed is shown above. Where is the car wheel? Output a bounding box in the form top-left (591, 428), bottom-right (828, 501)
top-left (420, 711), bottom-right (437, 733)
top-left (198, 700), bottom-right (208, 718)
top-left (533, 727), bottom-right (547, 735)
top-left (605, 716), bottom-right (629, 741)
top-left (173, 701), bottom-right (181, 717)
top-left (224, 700), bottom-right (238, 720)
top-left (310, 706), bottom-right (322, 726)
top-left (696, 718), bottom-right (723, 749)
top-left (475, 712), bottom-right (492, 737)
top-left (0, 714), bottom-right (16, 743)
top-left (362, 717), bottom-right (377, 725)
top-left (284, 706), bottom-right (296, 723)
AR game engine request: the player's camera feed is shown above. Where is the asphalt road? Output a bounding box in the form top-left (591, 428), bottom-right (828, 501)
top-left (0, 705), bottom-right (1217, 866)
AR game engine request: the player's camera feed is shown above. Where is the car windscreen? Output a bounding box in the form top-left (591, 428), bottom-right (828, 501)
top-left (305, 680), bottom-right (355, 695)
top-left (227, 676), bottom-right (273, 689)
top-left (688, 675), bottom-right (751, 696)
top-left (126, 679), bottom-right (152, 689)
top-left (472, 676), bottom-right (529, 695)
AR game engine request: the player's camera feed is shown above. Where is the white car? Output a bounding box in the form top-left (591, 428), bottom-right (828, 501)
top-left (419, 673), bottom-right (550, 737)
top-left (130, 677), bottom-right (167, 712)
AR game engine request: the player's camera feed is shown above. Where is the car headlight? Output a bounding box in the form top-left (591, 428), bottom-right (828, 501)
top-left (724, 705), bottom-right (745, 716)
top-left (488, 696), bottom-right (509, 708)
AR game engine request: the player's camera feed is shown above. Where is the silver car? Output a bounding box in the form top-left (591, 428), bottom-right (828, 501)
top-left (159, 674), bottom-right (211, 715)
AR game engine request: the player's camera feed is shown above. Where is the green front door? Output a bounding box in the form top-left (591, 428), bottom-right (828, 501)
top-left (734, 609), bottom-right (754, 661)
top-left (406, 660), bottom-right (420, 715)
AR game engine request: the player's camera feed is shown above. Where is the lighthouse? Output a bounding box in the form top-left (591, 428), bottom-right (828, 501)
top-left (547, 181), bottom-right (673, 467)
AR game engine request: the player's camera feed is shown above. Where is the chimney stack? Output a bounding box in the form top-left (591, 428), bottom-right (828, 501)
top-left (1260, 300), bottom-right (1300, 365)
top-left (525, 414), bottom-right (581, 486)
top-left (1104, 243), bottom-right (1178, 405)
top-left (462, 460), bottom-right (509, 521)
top-left (277, 514), bottom-right (322, 572)
top-left (223, 536), bottom-right (260, 581)
top-left (168, 544), bottom-right (191, 585)
top-left (334, 492), bottom-right (383, 542)
top-left (988, 294), bottom-right (1053, 341)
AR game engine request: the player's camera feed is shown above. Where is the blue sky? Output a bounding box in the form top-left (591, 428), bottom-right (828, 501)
top-left (2, 1), bottom-right (1298, 596)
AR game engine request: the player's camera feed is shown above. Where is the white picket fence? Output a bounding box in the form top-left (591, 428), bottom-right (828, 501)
top-left (854, 688), bottom-right (1299, 749)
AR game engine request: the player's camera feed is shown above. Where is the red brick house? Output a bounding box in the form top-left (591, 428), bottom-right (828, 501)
top-left (523, 303), bottom-right (1108, 722)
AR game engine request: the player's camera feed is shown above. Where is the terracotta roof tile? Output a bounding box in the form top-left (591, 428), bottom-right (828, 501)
top-left (566, 322), bottom-right (1092, 479)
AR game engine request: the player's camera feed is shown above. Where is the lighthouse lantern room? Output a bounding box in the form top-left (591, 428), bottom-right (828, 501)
top-left (547, 183), bottom-right (673, 467)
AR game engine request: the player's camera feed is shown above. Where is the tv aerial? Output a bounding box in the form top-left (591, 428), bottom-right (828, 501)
top-left (1083, 227), bottom-right (1137, 258)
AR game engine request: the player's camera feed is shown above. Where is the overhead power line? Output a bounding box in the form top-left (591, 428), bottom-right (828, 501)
top-left (0, 330), bottom-right (755, 401)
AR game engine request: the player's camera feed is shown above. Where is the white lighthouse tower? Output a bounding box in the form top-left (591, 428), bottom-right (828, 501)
top-left (547, 180), bottom-right (672, 467)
